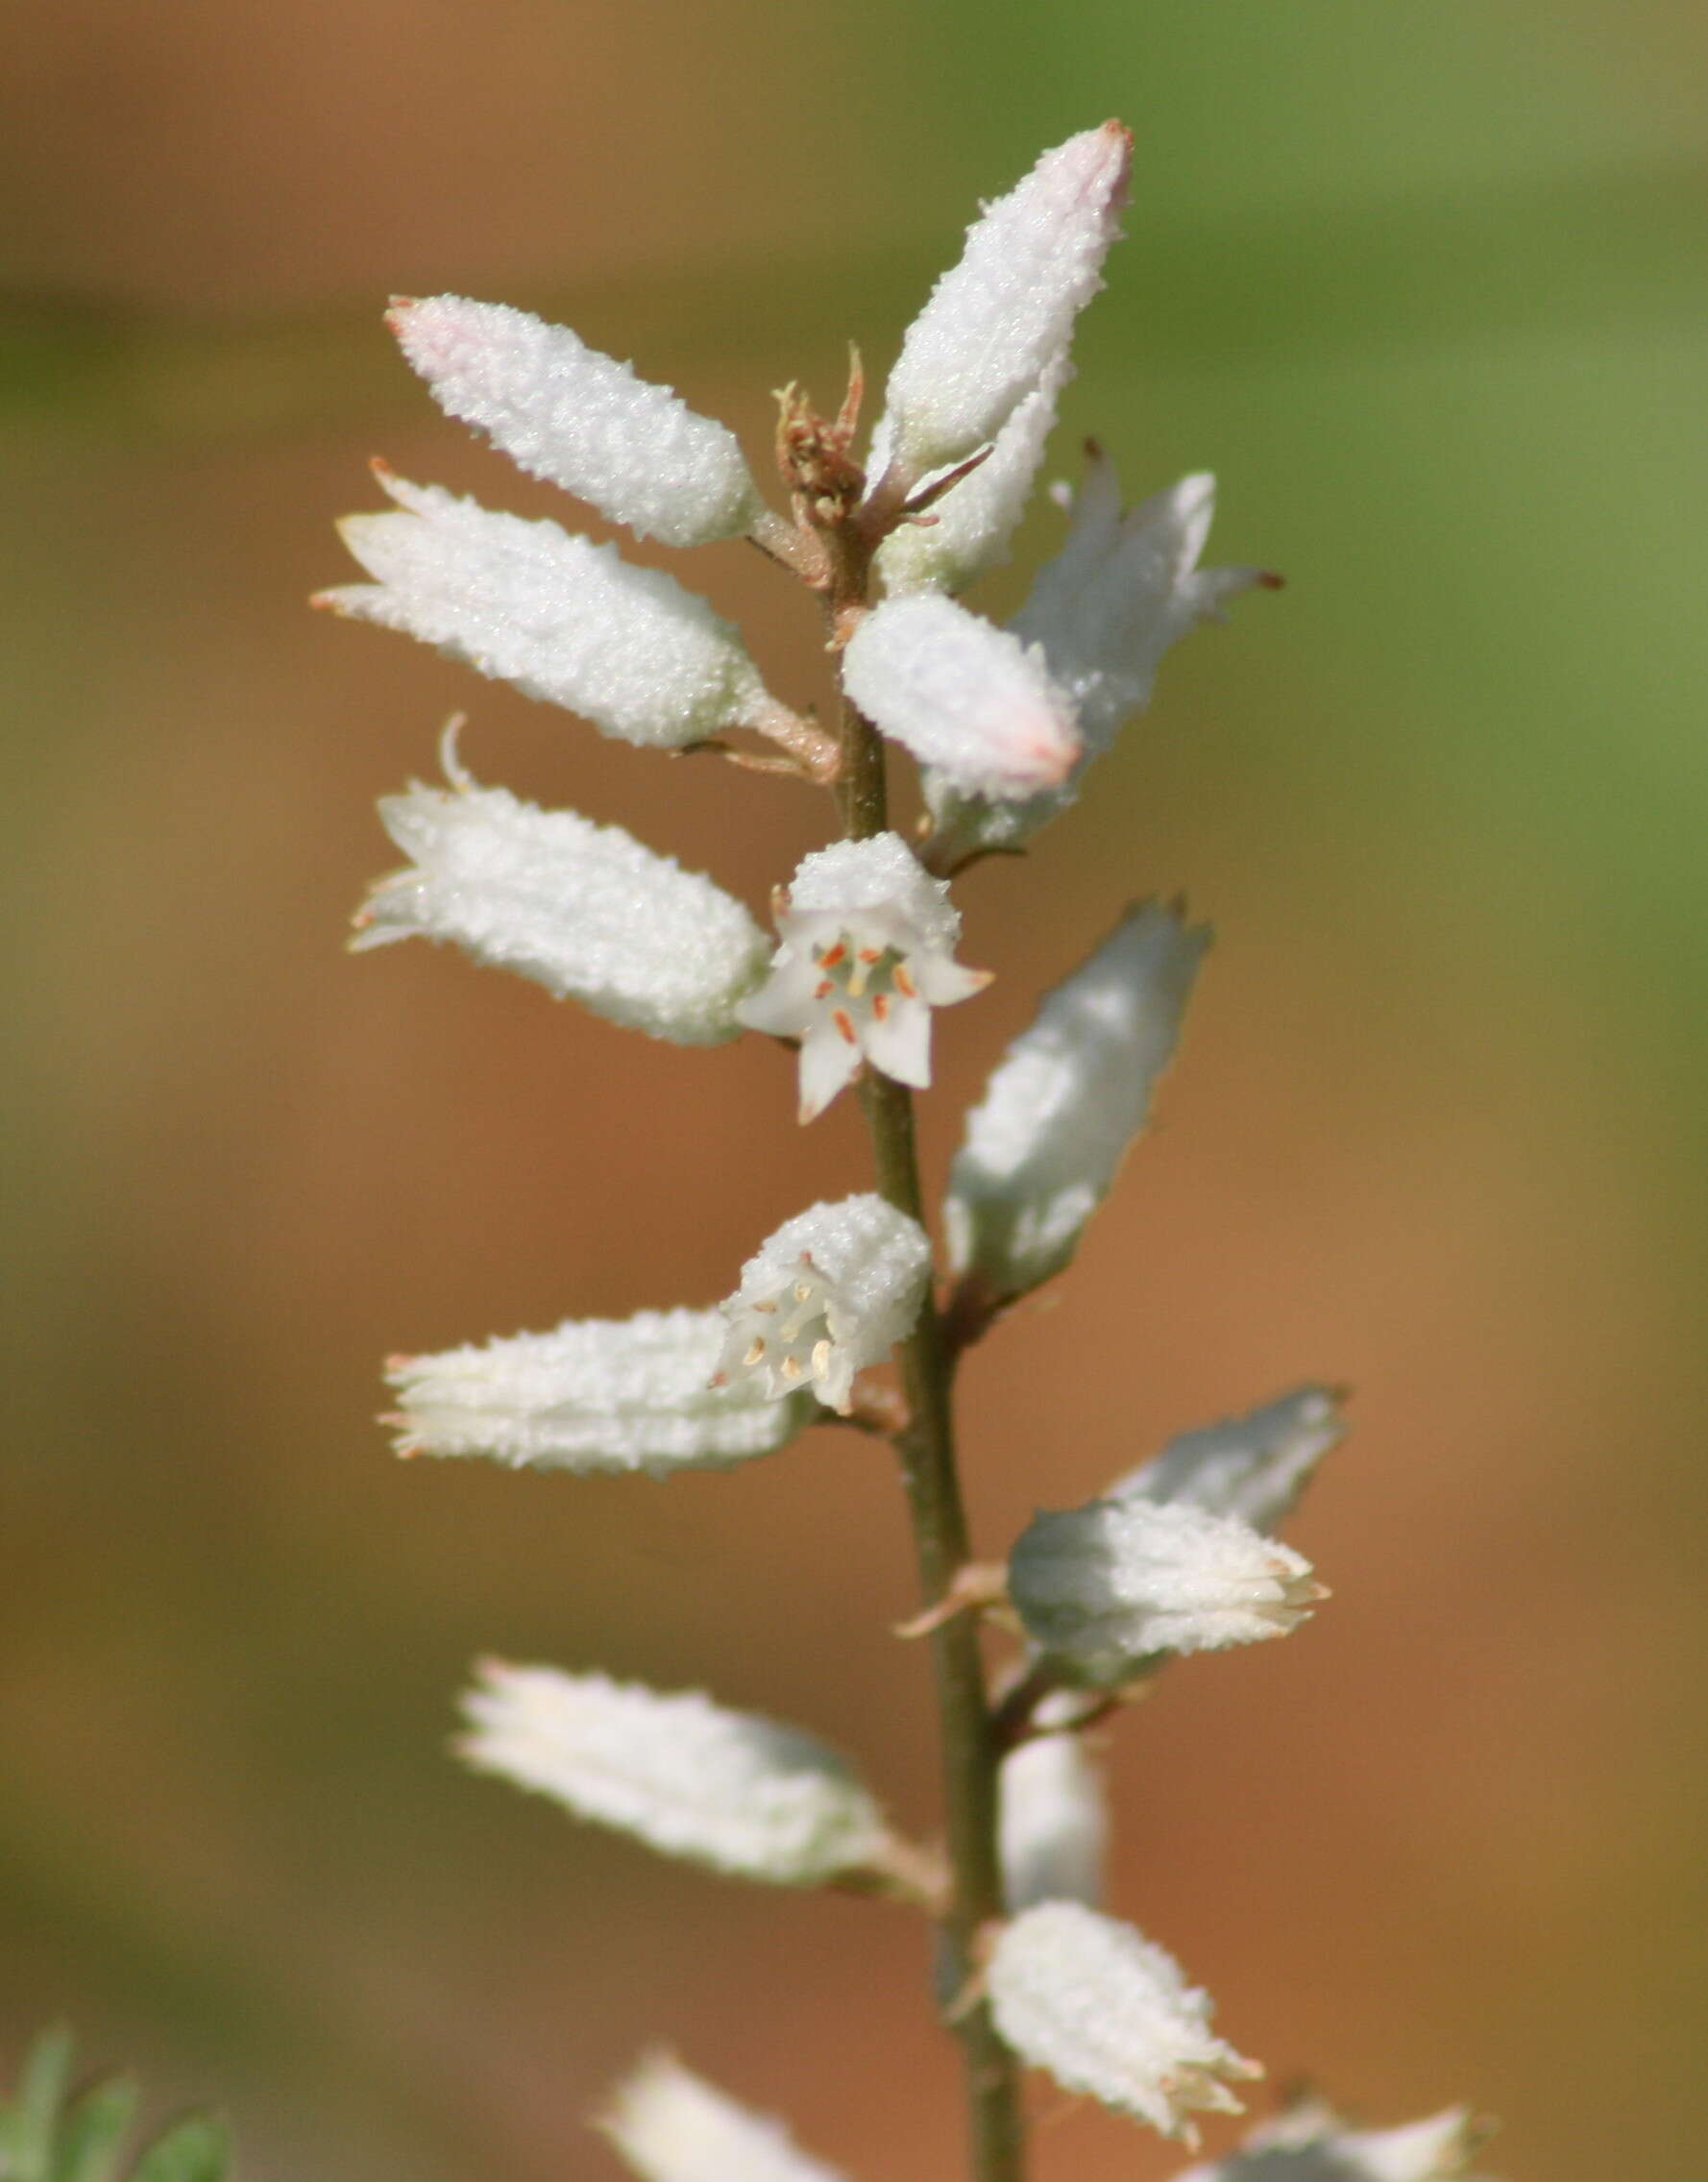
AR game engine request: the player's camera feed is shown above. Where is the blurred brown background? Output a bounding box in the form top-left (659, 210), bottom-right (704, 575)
top-left (5, 2), bottom-right (1707, 2177)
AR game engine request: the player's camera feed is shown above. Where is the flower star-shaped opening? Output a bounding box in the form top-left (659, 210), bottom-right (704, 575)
top-left (714, 1252), bottom-right (846, 1408)
top-left (736, 833), bottom-right (989, 1122)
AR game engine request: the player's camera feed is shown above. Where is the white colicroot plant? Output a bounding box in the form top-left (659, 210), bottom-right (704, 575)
top-left (325, 121), bottom-right (1499, 2182)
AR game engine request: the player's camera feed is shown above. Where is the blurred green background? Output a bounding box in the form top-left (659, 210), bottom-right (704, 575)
top-left (5, 2), bottom-right (1706, 2176)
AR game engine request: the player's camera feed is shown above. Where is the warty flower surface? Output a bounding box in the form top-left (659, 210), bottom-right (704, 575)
top-left (385, 1308), bottom-right (817, 1475)
top-left (1110, 1385), bottom-right (1347, 1536)
top-left (988, 1901), bottom-right (1261, 2144)
top-left (354, 734), bottom-right (769, 1043)
top-left (713, 1193), bottom-right (931, 1414)
top-left (842, 593), bottom-right (1081, 800)
top-left (603, 2055), bottom-right (851, 2182)
top-left (459, 1662), bottom-right (891, 1886)
top-left (389, 294), bottom-right (765, 548)
top-left (944, 899), bottom-right (1209, 1300)
top-left (876, 122), bottom-right (1132, 478)
top-left (1009, 1496), bottom-right (1325, 1683)
top-left (736, 833), bottom-right (990, 1120)
top-left (317, 467), bottom-right (780, 748)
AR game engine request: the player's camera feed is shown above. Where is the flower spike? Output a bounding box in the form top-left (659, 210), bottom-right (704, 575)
top-left (389, 295), bottom-right (766, 548)
top-left (737, 834), bottom-right (990, 1121)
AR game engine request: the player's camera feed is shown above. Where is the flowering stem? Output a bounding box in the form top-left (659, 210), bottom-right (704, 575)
top-left (833, 659), bottom-right (1026, 2182)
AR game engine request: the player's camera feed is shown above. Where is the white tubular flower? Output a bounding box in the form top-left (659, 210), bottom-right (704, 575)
top-left (875, 350), bottom-right (1073, 598)
top-left (877, 122), bottom-right (1132, 478)
top-left (736, 834), bottom-right (990, 1121)
top-left (1110, 1385), bottom-right (1346, 1536)
top-left (1009, 1498), bottom-right (1325, 1684)
top-left (354, 737), bottom-right (769, 1043)
top-left (713, 1193), bottom-right (931, 1415)
top-left (385, 1309), bottom-right (816, 1475)
top-left (388, 295), bottom-right (766, 549)
top-left (988, 1902), bottom-right (1261, 2144)
top-left (1013, 458), bottom-right (1270, 746)
top-left (944, 901), bottom-right (1208, 1301)
top-left (317, 468), bottom-right (778, 748)
top-left (924, 456), bottom-right (1270, 861)
top-left (603, 2055), bottom-right (850, 2182)
top-left (842, 595), bottom-right (1081, 799)
top-left (1171, 2096), bottom-right (1491, 2182)
top-left (459, 1663), bottom-right (891, 1886)
top-left (999, 1728), bottom-right (1108, 1912)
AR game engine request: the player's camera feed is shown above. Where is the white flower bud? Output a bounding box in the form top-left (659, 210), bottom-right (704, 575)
top-left (388, 295), bottom-right (766, 548)
top-left (988, 1902), bottom-right (1261, 2144)
top-left (714, 1194), bottom-right (931, 1415)
top-left (842, 595), bottom-right (1081, 799)
top-left (736, 833), bottom-right (989, 1121)
top-left (385, 1309), bottom-right (816, 1475)
top-left (1172, 2096), bottom-right (1492, 2182)
top-left (317, 469), bottom-right (774, 748)
top-left (354, 737), bottom-right (769, 1043)
top-left (944, 901), bottom-right (1208, 1300)
top-left (875, 350), bottom-right (1072, 598)
top-left (459, 1662), bottom-right (891, 1886)
top-left (1009, 1498), bottom-right (1325, 1684)
top-left (603, 2055), bottom-right (850, 2182)
top-left (878, 123), bottom-right (1132, 477)
top-left (923, 455), bottom-right (1271, 861)
top-left (999, 1729), bottom-right (1108, 1912)
top-left (1110, 1385), bottom-right (1346, 1535)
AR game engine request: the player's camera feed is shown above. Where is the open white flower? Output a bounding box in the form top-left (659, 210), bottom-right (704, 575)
top-left (876, 122), bottom-right (1131, 478)
top-left (1009, 1497), bottom-right (1325, 1683)
top-left (713, 1193), bottom-right (931, 1414)
top-left (354, 729), bottom-right (769, 1042)
top-left (460, 1663), bottom-right (892, 1886)
top-left (1110, 1385), bottom-right (1346, 1536)
top-left (389, 294), bottom-right (765, 548)
top-left (842, 596), bottom-right (1081, 801)
top-left (384, 1308), bottom-right (817, 1475)
top-left (988, 1902), bottom-right (1261, 2144)
top-left (945, 900), bottom-right (1208, 1301)
top-left (603, 2055), bottom-right (851, 2182)
top-left (1170, 2095), bottom-right (1492, 2182)
top-left (317, 467), bottom-right (784, 748)
top-left (737, 835), bottom-right (989, 1122)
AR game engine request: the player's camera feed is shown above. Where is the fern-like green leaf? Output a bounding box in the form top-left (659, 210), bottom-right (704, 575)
top-left (0, 2033), bottom-right (229, 2182)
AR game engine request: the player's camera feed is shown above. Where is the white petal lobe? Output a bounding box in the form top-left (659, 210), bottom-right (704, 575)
top-left (945, 901), bottom-right (1208, 1299)
top-left (391, 295), bottom-right (765, 547)
top-left (842, 595), bottom-right (1080, 798)
top-left (879, 123), bottom-right (1131, 475)
top-left (386, 1309), bottom-right (815, 1474)
top-left (988, 1902), bottom-right (1260, 2143)
top-left (459, 1663), bottom-right (891, 1885)
top-left (354, 771), bottom-right (769, 1042)
top-left (320, 471), bottom-right (769, 747)
top-left (604, 2055), bottom-right (850, 2182)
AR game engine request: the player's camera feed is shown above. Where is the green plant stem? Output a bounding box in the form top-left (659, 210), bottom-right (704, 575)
top-left (834, 671), bottom-right (1026, 2182)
